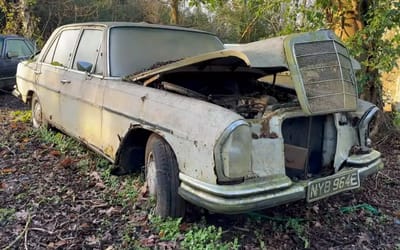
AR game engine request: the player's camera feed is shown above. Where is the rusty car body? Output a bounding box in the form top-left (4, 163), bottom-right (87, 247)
top-left (15, 22), bottom-right (383, 217)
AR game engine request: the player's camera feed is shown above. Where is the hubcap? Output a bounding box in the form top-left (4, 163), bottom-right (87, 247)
top-left (146, 151), bottom-right (157, 196)
top-left (33, 101), bottom-right (42, 126)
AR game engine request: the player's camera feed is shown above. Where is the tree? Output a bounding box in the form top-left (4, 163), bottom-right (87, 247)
top-left (318, 0), bottom-right (400, 107)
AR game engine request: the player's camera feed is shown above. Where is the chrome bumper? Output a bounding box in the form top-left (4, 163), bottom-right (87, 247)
top-left (178, 151), bottom-right (383, 214)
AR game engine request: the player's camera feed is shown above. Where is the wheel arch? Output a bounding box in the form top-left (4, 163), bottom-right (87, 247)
top-left (115, 126), bottom-right (175, 174)
top-left (26, 90), bottom-right (35, 105)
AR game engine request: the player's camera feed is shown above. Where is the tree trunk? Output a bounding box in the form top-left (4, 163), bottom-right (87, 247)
top-left (170, 0), bottom-right (179, 24)
top-left (328, 0), bottom-right (382, 107)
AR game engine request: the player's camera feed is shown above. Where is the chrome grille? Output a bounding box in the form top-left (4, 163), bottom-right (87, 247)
top-left (294, 41), bottom-right (357, 113)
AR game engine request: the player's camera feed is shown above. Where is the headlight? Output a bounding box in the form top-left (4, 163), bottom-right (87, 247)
top-left (358, 106), bottom-right (379, 151)
top-left (214, 120), bottom-right (252, 183)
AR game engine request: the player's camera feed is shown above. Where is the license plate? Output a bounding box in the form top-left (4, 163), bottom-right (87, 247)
top-left (307, 169), bottom-right (360, 202)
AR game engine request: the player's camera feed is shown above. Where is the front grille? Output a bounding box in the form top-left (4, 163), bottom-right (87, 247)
top-left (294, 40), bottom-right (357, 113)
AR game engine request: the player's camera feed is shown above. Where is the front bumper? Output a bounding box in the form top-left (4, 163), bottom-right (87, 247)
top-left (178, 150), bottom-right (383, 214)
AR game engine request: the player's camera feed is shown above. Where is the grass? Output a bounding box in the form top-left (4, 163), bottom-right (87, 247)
top-left (0, 208), bottom-right (15, 225)
top-left (182, 224), bottom-right (239, 250)
top-left (394, 111), bottom-right (400, 128)
top-left (10, 110), bottom-right (31, 123)
top-left (150, 216), bottom-right (182, 241)
top-left (38, 128), bottom-right (82, 154)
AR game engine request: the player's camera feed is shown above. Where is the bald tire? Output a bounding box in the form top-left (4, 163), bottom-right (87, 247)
top-left (145, 134), bottom-right (185, 218)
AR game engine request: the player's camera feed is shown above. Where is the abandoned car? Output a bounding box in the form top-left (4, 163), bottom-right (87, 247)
top-left (0, 34), bottom-right (36, 90)
top-left (15, 22), bottom-right (383, 217)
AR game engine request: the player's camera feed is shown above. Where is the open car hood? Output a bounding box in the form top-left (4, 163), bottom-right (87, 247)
top-left (126, 35), bottom-right (289, 83)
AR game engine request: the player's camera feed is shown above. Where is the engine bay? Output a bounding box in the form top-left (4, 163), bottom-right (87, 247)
top-left (146, 71), bottom-right (299, 119)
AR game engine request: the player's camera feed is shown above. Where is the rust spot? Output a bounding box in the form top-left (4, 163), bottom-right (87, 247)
top-left (260, 110), bottom-right (279, 138)
top-left (252, 133), bottom-right (259, 139)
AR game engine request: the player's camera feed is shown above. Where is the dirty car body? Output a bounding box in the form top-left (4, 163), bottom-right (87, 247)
top-left (16, 22), bottom-right (383, 216)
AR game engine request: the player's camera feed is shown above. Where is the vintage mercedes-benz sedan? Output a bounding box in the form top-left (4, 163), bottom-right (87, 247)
top-left (15, 22), bottom-right (383, 217)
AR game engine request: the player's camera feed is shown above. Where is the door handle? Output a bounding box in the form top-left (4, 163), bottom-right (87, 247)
top-left (60, 79), bottom-right (71, 84)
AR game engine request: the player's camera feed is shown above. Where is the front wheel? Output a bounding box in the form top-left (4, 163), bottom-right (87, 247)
top-left (31, 93), bottom-right (47, 128)
top-left (145, 134), bottom-right (185, 218)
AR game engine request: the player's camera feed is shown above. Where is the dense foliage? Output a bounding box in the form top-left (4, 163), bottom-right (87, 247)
top-left (0, 0), bottom-right (399, 106)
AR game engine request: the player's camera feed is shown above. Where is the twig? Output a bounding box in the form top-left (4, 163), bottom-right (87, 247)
top-left (30, 227), bottom-right (55, 235)
top-left (24, 222), bottom-right (29, 250)
top-left (78, 203), bottom-right (109, 218)
top-left (3, 214), bottom-right (31, 250)
top-left (377, 171), bottom-right (400, 185)
top-left (4, 145), bottom-right (16, 156)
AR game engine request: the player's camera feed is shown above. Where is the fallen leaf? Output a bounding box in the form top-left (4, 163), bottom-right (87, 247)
top-left (85, 235), bottom-right (99, 246)
top-left (0, 168), bottom-right (16, 174)
top-left (140, 234), bottom-right (157, 247)
top-left (90, 171), bottom-right (102, 181)
top-left (60, 158), bottom-right (73, 168)
top-left (50, 150), bottom-right (61, 157)
top-left (95, 182), bottom-right (106, 189)
top-left (15, 210), bottom-right (29, 221)
top-left (80, 222), bottom-right (91, 229)
top-left (105, 206), bottom-right (121, 217)
top-left (53, 240), bottom-right (68, 248)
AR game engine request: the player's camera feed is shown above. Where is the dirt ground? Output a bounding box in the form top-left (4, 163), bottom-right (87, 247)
top-left (1, 93), bottom-right (400, 249)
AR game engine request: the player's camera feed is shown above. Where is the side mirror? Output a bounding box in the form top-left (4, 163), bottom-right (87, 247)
top-left (77, 61), bottom-right (93, 73)
top-left (6, 51), bottom-right (19, 59)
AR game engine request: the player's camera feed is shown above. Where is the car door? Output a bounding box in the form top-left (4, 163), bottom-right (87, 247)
top-left (0, 38), bottom-right (34, 88)
top-left (35, 29), bottom-right (80, 127)
top-left (60, 28), bottom-right (105, 148)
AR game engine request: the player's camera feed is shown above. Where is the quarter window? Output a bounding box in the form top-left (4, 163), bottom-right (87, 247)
top-left (51, 29), bottom-right (80, 67)
top-left (73, 29), bottom-right (103, 73)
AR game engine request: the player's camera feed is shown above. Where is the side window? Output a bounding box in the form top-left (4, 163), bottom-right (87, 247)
top-left (44, 36), bottom-right (59, 64)
top-left (73, 29), bottom-right (103, 74)
top-left (51, 29), bottom-right (80, 67)
top-left (5, 39), bottom-right (33, 57)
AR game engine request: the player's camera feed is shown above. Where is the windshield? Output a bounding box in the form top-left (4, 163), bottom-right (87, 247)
top-left (109, 27), bottom-right (224, 77)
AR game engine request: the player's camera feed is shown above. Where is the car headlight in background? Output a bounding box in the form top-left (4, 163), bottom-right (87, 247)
top-left (214, 120), bottom-right (252, 183)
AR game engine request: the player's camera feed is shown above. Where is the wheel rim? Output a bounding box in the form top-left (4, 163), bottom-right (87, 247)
top-left (33, 101), bottom-right (42, 127)
top-left (146, 151), bottom-right (157, 196)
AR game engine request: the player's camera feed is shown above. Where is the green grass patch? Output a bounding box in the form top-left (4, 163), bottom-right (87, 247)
top-left (38, 128), bottom-right (83, 154)
top-left (182, 224), bottom-right (239, 250)
top-left (0, 208), bottom-right (15, 225)
top-left (10, 110), bottom-right (31, 123)
top-left (150, 216), bottom-right (182, 241)
top-left (394, 112), bottom-right (400, 128)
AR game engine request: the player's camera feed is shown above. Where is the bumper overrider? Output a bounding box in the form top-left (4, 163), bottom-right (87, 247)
top-left (178, 150), bottom-right (383, 214)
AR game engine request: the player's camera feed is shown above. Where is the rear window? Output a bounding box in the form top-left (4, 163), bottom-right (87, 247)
top-left (109, 27), bottom-right (224, 77)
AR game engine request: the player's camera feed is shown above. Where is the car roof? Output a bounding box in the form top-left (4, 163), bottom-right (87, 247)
top-left (57, 22), bottom-right (216, 36)
top-left (0, 34), bottom-right (27, 39)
